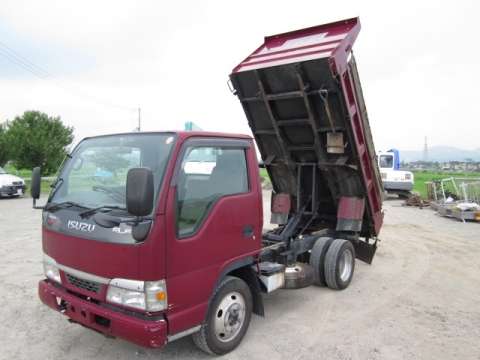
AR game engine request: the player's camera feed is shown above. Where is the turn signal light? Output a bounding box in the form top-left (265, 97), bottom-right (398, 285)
top-left (156, 291), bottom-right (166, 301)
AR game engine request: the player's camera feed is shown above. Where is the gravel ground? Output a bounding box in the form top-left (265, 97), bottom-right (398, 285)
top-left (0, 195), bottom-right (479, 360)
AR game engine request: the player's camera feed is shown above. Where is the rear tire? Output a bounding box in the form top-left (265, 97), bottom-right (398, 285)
top-left (192, 276), bottom-right (252, 355)
top-left (324, 239), bottom-right (355, 290)
top-left (309, 237), bottom-right (334, 286)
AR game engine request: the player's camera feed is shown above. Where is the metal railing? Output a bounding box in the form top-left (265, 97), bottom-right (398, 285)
top-left (426, 177), bottom-right (480, 203)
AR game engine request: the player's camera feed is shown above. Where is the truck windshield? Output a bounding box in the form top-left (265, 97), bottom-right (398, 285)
top-left (0, 167), bottom-right (6, 174)
top-left (49, 133), bottom-right (176, 211)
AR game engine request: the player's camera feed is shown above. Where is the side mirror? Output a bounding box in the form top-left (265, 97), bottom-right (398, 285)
top-left (31, 167), bottom-right (42, 209)
top-left (31, 167), bottom-right (41, 199)
top-left (126, 167), bottom-right (154, 217)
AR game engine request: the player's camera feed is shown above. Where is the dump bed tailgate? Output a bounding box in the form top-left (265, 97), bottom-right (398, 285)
top-left (230, 17), bottom-right (383, 238)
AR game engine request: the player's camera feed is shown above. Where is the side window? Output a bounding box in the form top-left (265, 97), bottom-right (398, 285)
top-left (176, 146), bottom-right (249, 237)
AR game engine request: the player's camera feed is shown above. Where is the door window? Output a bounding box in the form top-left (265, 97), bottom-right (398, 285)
top-left (176, 146), bottom-right (248, 237)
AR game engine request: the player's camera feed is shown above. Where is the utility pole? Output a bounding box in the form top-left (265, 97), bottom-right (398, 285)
top-left (423, 136), bottom-right (428, 162)
top-left (137, 107), bottom-right (141, 132)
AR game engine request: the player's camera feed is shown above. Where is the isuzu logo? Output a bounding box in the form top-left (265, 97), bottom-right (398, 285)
top-left (67, 220), bottom-right (95, 232)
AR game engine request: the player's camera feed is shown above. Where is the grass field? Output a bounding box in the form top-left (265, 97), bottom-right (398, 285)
top-left (412, 170), bottom-right (480, 198)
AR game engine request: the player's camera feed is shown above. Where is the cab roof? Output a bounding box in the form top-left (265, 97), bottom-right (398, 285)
top-left (83, 131), bottom-right (252, 142)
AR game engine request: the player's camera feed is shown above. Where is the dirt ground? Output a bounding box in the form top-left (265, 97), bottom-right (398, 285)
top-left (0, 195), bottom-right (479, 360)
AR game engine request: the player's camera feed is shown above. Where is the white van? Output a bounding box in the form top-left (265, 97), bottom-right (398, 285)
top-left (0, 167), bottom-right (26, 197)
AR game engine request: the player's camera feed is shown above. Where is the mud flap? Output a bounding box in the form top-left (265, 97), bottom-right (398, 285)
top-left (353, 239), bottom-right (377, 264)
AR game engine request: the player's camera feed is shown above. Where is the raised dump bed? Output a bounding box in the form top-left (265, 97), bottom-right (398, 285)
top-left (230, 17), bottom-right (383, 244)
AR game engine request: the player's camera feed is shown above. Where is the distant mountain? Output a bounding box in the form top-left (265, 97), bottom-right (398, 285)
top-left (399, 146), bottom-right (480, 162)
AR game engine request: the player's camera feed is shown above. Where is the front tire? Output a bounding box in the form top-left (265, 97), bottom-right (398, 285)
top-left (324, 239), bottom-right (355, 290)
top-left (193, 276), bottom-right (253, 355)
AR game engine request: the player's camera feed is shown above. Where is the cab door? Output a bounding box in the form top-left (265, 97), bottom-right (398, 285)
top-left (164, 138), bottom-right (262, 334)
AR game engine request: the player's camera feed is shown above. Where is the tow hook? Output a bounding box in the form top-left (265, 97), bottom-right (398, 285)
top-left (56, 297), bottom-right (67, 313)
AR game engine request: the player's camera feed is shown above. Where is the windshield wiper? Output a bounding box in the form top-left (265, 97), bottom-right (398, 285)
top-left (49, 177), bottom-right (64, 199)
top-left (79, 205), bottom-right (127, 219)
top-left (45, 201), bottom-right (91, 212)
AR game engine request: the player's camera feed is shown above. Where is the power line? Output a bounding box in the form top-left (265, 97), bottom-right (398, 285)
top-left (0, 40), bottom-right (50, 77)
top-left (0, 41), bottom-right (137, 112)
top-left (0, 47), bottom-right (48, 79)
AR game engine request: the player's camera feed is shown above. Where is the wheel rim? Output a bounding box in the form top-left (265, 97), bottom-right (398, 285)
top-left (339, 249), bottom-right (353, 282)
top-left (214, 291), bottom-right (246, 342)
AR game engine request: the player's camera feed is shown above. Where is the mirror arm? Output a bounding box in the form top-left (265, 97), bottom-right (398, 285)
top-left (125, 216), bottom-right (153, 225)
top-left (32, 198), bottom-right (44, 210)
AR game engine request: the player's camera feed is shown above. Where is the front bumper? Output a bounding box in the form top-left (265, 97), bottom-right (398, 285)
top-left (0, 184), bottom-right (26, 196)
top-left (38, 280), bottom-right (168, 348)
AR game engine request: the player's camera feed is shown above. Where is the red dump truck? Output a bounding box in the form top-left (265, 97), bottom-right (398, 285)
top-left (32, 17), bottom-right (383, 355)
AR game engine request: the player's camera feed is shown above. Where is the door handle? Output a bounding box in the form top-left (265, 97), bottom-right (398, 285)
top-left (242, 225), bottom-right (254, 238)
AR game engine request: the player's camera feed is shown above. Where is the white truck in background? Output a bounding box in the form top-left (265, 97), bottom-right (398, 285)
top-left (378, 149), bottom-right (414, 198)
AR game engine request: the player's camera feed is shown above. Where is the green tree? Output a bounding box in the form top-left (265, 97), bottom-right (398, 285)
top-left (91, 148), bottom-right (130, 176)
top-left (0, 123), bottom-right (9, 166)
top-left (6, 111), bottom-right (74, 174)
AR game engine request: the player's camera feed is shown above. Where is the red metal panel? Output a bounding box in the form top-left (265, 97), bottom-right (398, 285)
top-left (271, 193), bottom-right (291, 214)
top-left (232, 18), bottom-right (360, 73)
top-left (337, 196), bottom-right (365, 220)
top-left (337, 66), bottom-right (383, 234)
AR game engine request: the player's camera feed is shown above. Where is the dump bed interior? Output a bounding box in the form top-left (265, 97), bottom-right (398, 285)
top-left (230, 17), bottom-right (383, 238)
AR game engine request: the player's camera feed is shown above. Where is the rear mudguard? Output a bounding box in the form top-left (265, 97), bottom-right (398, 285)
top-left (353, 239), bottom-right (377, 264)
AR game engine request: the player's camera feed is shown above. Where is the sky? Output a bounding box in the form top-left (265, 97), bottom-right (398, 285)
top-left (0, 0), bottom-right (478, 151)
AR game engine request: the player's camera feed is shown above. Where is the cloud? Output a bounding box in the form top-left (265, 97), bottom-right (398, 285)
top-left (0, 0), bottom-right (478, 150)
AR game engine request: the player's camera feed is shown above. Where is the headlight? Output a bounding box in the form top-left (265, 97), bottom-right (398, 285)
top-left (106, 278), bottom-right (167, 312)
top-left (43, 256), bottom-right (61, 283)
top-left (106, 286), bottom-right (146, 310)
top-left (405, 173), bottom-right (412, 180)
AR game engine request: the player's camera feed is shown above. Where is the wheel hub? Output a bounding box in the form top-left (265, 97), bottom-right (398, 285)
top-left (339, 249), bottom-right (353, 282)
top-left (214, 291), bottom-right (245, 342)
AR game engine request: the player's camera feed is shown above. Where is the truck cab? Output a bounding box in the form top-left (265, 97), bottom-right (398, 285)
top-left (377, 149), bottom-right (414, 197)
top-left (36, 131), bottom-right (264, 352)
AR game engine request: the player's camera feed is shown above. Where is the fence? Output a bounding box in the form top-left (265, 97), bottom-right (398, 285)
top-left (426, 177), bottom-right (480, 203)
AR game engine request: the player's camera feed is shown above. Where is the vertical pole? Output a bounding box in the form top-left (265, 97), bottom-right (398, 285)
top-left (440, 180), bottom-right (446, 201)
top-left (461, 182), bottom-right (468, 202)
top-left (138, 107), bottom-right (141, 132)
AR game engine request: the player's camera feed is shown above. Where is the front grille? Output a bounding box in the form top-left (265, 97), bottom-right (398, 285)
top-left (66, 273), bottom-right (101, 293)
